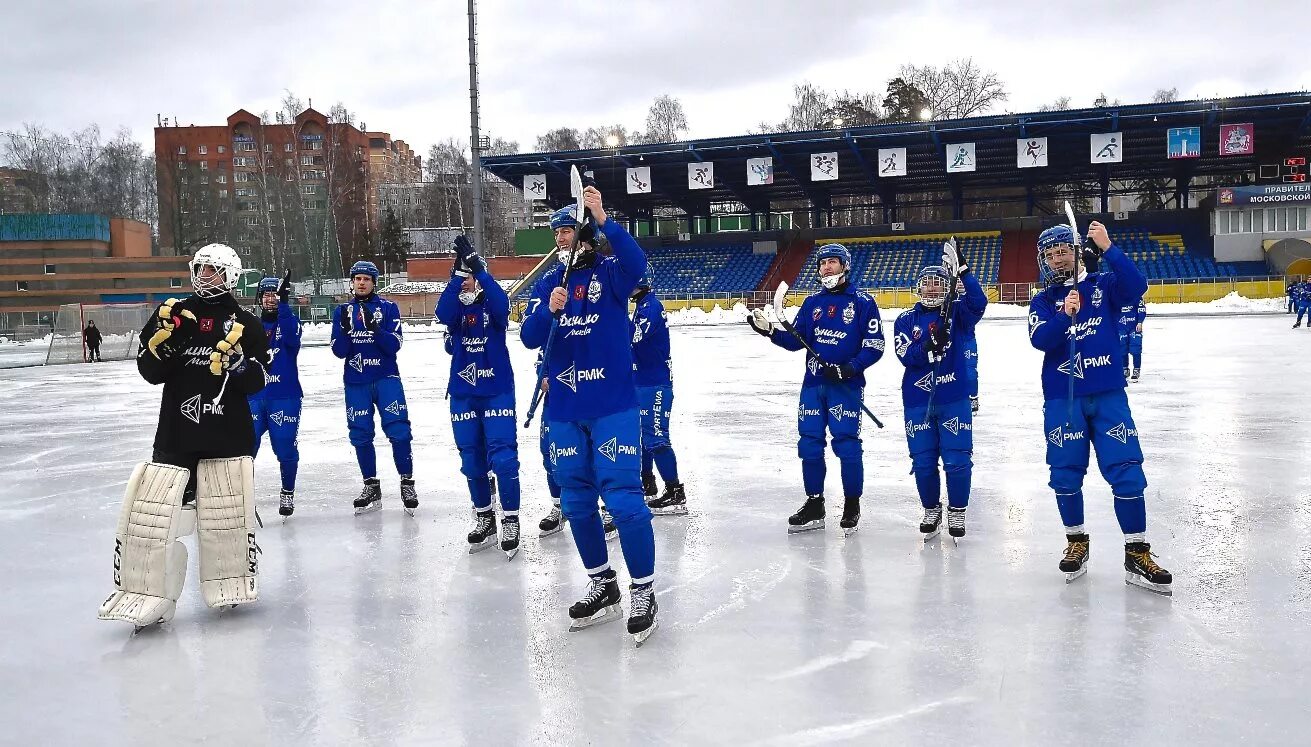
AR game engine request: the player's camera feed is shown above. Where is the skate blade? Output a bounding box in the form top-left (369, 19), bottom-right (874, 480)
top-left (604, 529), bottom-right (619, 543)
top-left (539, 524), bottom-right (564, 538)
top-left (468, 537), bottom-right (499, 554)
top-left (503, 545), bottom-right (520, 561)
top-left (1125, 572), bottom-right (1173, 596)
top-left (651, 505), bottom-right (689, 516)
top-left (921, 527), bottom-right (941, 542)
top-left (842, 525), bottom-right (859, 536)
top-left (568, 604), bottom-right (622, 631)
top-left (354, 502), bottom-right (382, 516)
top-left (634, 619), bottom-right (659, 648)
top-left (403, 506), bottom-right (416, 517)
top-left (1064, 566), bottom-right (1088, 584)
top-left (787, 519), bottom-right (824, 534)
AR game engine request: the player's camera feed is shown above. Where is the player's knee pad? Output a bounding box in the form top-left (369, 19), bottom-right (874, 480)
top-left (346, 419), bottom-right (374, 446)
top-left (941, 449), bottom-right (972, 473)
top-left (98, 462), bottom-right (193, 627)
top-left (559, 489), bottom-right (598, 521)
top-left (194, 457), bottom-right (258, 609)
top-left (1103, 461), bottom-right (1148, 497)
top-left (269, 433), bottom-right (299, 465)
top-left (1047, 465), bottom-right (1087, 495)
top-left (830, 434), bottom-right (862, 461)
top-left (909, 450), bottom-right (940, 476)
top-left (797, 433), bottom-right (826, 461)
top-left (604, 492), bottom-right (652, 526)
top-left (381, 418), bottom-right (412, 443)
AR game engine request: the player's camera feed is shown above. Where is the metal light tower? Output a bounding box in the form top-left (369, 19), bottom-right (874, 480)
top-left (467, 0), bottom-right (486, 250)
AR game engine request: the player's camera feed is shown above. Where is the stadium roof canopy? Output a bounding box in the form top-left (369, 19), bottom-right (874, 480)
top-left (481, 92), bottom-right (1311, 221)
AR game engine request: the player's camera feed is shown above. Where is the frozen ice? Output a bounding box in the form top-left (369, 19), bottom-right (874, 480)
top-left (2, 310), bottom-right (1308, 744)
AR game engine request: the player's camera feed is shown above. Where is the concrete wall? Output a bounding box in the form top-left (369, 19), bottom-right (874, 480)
top-left (109, 218), bottom-right (152, 257)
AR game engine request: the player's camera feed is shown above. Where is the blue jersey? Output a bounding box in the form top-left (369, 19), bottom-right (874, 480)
top-left (1117, 298), bottom-right (1146, 336)
top-left (892, 271), bottom-right (987, 408)
top-left (766, 283), bottom-right (885, 386)
top-left (630, 290), bottom-right (672, 387)
top-left (435, 270), bottom-right (513, 398)
top-left (254, 302), bottom-right (303, 399)
top-left (330, 293), bottom-right (404, 384)
top-left (521, 219), bottom-right (647, 421)
top-left (1028, 244), bottom-right (1148, 399)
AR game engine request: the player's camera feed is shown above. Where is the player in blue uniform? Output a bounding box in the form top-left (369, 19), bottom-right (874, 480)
top-left (330, 260), bottom-right (417, 515)
top-left (436, 236), bottom-right (523, 557)
top-left (1117, 297), bottom-right (1146, 381)
top-left (1028, 221), bottom-right (1172, 594)
top-left (892, 243), bottom-right (987, 541)
top-left (249, 275), bottom-right (303, 518)
top-left (630, 268), bottom-right (686, 516)
top-left (1293, 281), bottom-right (1310, 329)
top-left (521, 185), bottom-right (659, 645)
top-left (747, 243), bottom-right (886, 534)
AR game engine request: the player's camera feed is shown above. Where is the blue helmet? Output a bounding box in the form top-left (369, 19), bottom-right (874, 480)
top-left (257, 276), bottom-right (279, 295)
top-left (636, 263), bottom-right (653, 290)
top-left (550, 205), bottom-right (579, 231)
top-left (348, 260), bottom-right (379, 282)
top-left (1036, 224), bottom-right (1076, 284)
top-left (816, 243), bottom-right (852, 267)
top-left (915, 265), bottom-right (951, 307)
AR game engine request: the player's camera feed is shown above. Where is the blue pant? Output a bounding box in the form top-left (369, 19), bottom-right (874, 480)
top-left (1043, 389), bottom-right (1147, 536)
top-left (1297, 301), bottom-right (1309, 325)
top-left (345, 377), bottom-right (413, 480)
top-left (637, 384), bottom-right (679, 483)
top-left (450, 392), bottom-right (521, 513)
top-left (963, 337), bottom-right (979, 398)
top-left (539, 418), bottom-right (561, 501)
top-left (797, 384), bottom-right (864, 498)
top-left (1119, 332), bottom-right (1143, 370)
top-left (250, 396), bottom-right (301, 492)
top-left (904, 397), bottom-right (973, 509)
top-left (550, 408), bottom-right (655, 583)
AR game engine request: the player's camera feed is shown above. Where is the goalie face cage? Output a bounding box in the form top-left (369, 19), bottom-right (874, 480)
top-left (45, 302), bottom-right (154, 365)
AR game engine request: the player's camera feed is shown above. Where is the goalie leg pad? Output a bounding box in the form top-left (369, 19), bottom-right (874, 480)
top-left (98, 463), bottom-right (192, 627)
top-left (195, 457), bottom-right (259, 608)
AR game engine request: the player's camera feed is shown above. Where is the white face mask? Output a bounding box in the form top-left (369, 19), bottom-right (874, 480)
top-left (557, 248), bottom-right (573, 267)
top-left (458, 291), bottom-right (477, 305)
top-left (819, 272), bottom-right (846, 290)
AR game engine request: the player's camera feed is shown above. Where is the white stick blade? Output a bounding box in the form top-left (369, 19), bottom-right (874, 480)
top-left (1063, 201), bottom-right (1080, 246)
top-left (570, 165), bottom-right (584, 224)
top-left (773, 281), bottom-right (790, 317)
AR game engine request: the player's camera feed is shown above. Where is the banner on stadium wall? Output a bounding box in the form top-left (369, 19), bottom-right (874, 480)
top-left (1090, 132), bottom-right (1122, 163)
top-left (878, 147), bottom-right (907, 177)
top-left (626, 166), bottom-right (652, 194)
top-left (945, 143), bottom-right (975, 173)
top-left (1219, 123), bottom-right (1255, 156)
top-left (1216, 183), bottom-right (1311, 206)
top-left (810, 152), bottom-right (839, 181)
top-left (522, 174), bottom-right (546, 200)
top-left (1017, 137), bottom-right (1048, 168)
top-left (1167, 127), bottom-right (1201, 159)
top-left (688, 162), bottom-right (714, 189)
top-left (747, 157), bottom-right (774, 185)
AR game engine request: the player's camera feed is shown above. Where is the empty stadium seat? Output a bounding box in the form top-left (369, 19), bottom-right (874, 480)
top-left (793, 232), bottom-right (1003, 291)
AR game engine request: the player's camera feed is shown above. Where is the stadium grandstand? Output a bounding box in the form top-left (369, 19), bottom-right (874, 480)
top-left (482, 92), bottom-right (1311, 305)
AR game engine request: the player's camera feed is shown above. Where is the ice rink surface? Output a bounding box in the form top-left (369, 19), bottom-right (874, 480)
top-left (3, 313), bottom-right (1309, 745)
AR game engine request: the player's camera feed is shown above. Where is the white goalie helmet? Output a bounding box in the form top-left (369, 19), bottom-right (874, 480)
top-left (190, 243), bottom-right (242, 298)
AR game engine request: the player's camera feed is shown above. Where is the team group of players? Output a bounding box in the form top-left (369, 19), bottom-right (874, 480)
top-left (97, 183), bottom-right (1171, 644)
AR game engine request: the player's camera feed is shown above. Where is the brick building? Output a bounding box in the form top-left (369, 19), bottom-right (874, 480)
top-left (367, 132), bottom-right (421, 225)
top-left (0, 213), bottom-right (191, 335)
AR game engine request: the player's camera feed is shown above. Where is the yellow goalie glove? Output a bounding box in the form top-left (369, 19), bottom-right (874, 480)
top-left (208, 322), bottom-right (246, 375)
top-left (147, 298), bottom-right (199, 359)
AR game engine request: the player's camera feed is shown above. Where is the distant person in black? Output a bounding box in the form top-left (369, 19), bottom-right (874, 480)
top-left (83, 320), bottom-right (102, 362)
top-left (136, 243), bottom-right (269, 501)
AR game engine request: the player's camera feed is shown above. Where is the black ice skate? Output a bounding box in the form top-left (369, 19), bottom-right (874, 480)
top-left (601, 507), bottom-right (618, 542)
top-left (1060, 533), bottom-right (1090, 583)
top-left (920, 504), bottom-right (942, 541)
top-left (628, 583), bottom-right (658, 648)
top-left (970, 395), bottom-right (980, 414)
top-left (648, 482), bottom-right (688, 516)
top-left (839, 496), bottom-right (860, 535)
top-left (1131, 368), bottom-right (1141, 382)
top-left (787, 495), bottom-right (825, 534)
top-left (500, 516), bottom-right (520, 560)
top-left (539, 505), bottom-right (566, 537)
top-left (568, 571), bottom-right (622, 631)
top-left (399, 476), bottom-right (418, 517)
top-left (641, 471), bottom-right (658, 499)
top-left (467, 509), bottom-right (498, 554)
top-left (278, 489), bottom-right (294, 519)
top-left (1124, 542), bottom-right (1172, 596)
top-left (947, 506), bottom-right (966, 543)
top-left (353, 478), bottom-right (382, 515)
top-left (1124, 366), bottom-right (1132, 379)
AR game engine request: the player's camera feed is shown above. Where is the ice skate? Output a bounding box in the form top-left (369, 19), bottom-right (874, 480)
top-left (353, 478), bottom-right (382, 515)
top-left (1060, 533), bottom-right (1090, 583)
top-left (1131, 368), bottom-right (1140, 382)
top-left (628, 583), bottom-right (658, 648)
top-left (601, 507), bottom-right (618, 542)
top-left (787, 495), bottom-right (825, 534)
top-left (920, 504), bottom-right (942, 541)
top-left (399, 476), bottom-right (418, 517)
top-left (839, 496), bottom-right (860, 535)
top-left (500, 516), bottom-right (520, 560)
top-left (539, 505), bottom-right (566, 537)
top-left (568, 572), bottom-right (622, 631)
top-left (641, 471), bottom-right (658, 500)
top-left (970, 395), bottom-right (980, 414)
top-left (467, 509), bottom-right (497, 553)
top-left (1124, 542), bottom-right (1172, 596)
top-left (278, 489), bottom-right (294, 519)
top-left (647, 482), bottom-right (688, 516)
top-left (947, 506), bottom-right (966, 544)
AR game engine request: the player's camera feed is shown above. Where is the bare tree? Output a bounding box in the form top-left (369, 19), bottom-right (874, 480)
top-left (1038, 96), bottom-right (1073, 112)
top-left (896, 58), bottom-right (1008, 119)
top-left (1151, 87), bottom-right (1179, 103)
top-left (580, 125), bottom-right (637, 149)
top-left (641, 95), bottom-right (689, 144)
top-left (535, 127), bottom-right (582, 152)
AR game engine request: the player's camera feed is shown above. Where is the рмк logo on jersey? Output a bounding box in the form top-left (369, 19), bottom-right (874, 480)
top-left (349, 353), bottom-right (365, 374)
top-left (555, 363), bottom-right (605, 393)
top-left (1105, 422), bottom-right (1137, 444)
top-left (459, 361), bottom-right (478, 386)
top-left (181, 394), bottom-right (202, 424)
top-left (384, 400), bottom-right (406, 416)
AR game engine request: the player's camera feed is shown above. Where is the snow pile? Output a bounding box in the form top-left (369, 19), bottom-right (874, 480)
top-left (378, 279), bottom-right (517, 295)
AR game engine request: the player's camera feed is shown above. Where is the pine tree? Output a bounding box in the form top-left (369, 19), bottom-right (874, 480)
top-left (378, 207), bottom-right (412, 276)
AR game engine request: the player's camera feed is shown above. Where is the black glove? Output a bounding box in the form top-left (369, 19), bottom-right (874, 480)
top-left (337, 304), bottom-right (352, 332)
top-left (821, 363), bottom-right (857, 383)
top-left (146, 300), bottom-right (199, 359)
top-left (464, 252), bottom-right (487, 277)
top-left (451, 258), bottom-right (467, 279)
top-left (453, 235), bottom-right (486, 276)
top-left (925, 321), bottom-right (951, 361)
top-left (360, 303), bottom-right (380, 332)
top-left (276, 270), bottom-right (291, 304)
top-left (1081, 243), bottom-right (1104, 271)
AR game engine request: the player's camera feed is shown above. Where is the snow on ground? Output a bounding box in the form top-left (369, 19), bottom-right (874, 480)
top-left (2, 314), bottom-right (1309, 744)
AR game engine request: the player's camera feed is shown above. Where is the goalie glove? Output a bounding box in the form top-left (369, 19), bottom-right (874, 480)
top-left (747, 308), bottom-right (775, 337)
top-left (146, 299), bottom-right (199, 360)
top-left (209, 322), bottom-right (247, 375)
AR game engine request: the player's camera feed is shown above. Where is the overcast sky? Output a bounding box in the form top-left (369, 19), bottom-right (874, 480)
top-left (3, 0), bottom-right (1308, 158)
